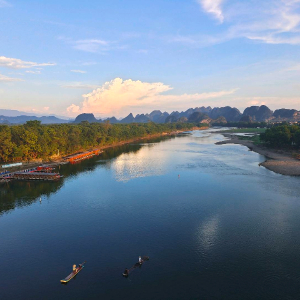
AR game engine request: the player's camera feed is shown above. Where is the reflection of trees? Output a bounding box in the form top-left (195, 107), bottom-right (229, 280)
top-left (101, 143), bottom-right (143, 160)
top-left (0, 134), bottom-right (180, 216)
top-left (0, 180), bottom-right (63, 216)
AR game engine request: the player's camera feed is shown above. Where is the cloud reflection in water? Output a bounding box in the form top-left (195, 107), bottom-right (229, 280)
top-left (113, 144), bottom-right (169, 182)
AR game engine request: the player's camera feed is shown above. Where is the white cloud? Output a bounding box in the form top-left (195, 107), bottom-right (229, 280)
top-left (0, 56), bottom-right (56, 69)
top-left (25, 70), bottom-right (41, 74)
top-left (74, 39), bottom-right (109, 53)
top-left (179, 0), bottom-right (300, 46)
top-left (66, 77), bottom-right (237, 116)
top-left (169, 33), bottom-right (229, 48)
top-left (198, 0), bottom-right (224, 23)
top-left (59, 36), bottom-right (128, 53)
top-left (43, 106), bottom-right (50, 111)
top-left (71, 69), bottom-right (87, 74)
top-left (240, 0), bottom-right (300, 43)
top-left (81, 62), bottom-right (98, 66)
top-left (247, 34), bottom-right (300, 45)
top-left (0, 73), bottom-right (23, 82)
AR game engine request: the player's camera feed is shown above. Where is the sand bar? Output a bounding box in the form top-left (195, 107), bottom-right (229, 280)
top-left (216, 133), bottom-right (300, 176)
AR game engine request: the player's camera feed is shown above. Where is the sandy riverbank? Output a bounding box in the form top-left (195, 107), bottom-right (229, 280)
top-left (216, 134), bottom-right (300, 176)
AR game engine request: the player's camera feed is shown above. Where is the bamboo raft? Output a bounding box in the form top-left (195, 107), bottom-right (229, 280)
top-left (123, 256), bottom-right (149, 277)
top-left (61, 262), bottom-right (86, 283)
top-left (13, 172), bottom-right (61, 181)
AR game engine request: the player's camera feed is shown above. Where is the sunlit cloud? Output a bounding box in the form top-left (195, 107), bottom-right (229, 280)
top-left (66, 77), bottom-right (237, 117)
top-left (249, 100), bottom-right (267, 106)
top-left (0, 73), bottom-right (23, 82)
top-left (76, 78), bottom-right (172, 115)
top-left (67, 104), bottom-right (80, 114)
top-left (0, 56), bottom-right (56, 69)
top-left (198, 0), bottom-right (224, 23)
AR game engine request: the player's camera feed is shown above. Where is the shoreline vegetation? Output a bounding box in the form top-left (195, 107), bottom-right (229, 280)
top-left (0, 121), bottom-right (208, 174)
top-left (2, 120), bottom-right (300, 177)
top-left (216, 131), bottom-right (300, 176)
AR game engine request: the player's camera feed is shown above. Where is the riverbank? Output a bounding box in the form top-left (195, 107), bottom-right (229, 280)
top-left (216, 133), bottom-right (300, 176)
top-left (1, 126), bottom-right (207, 178)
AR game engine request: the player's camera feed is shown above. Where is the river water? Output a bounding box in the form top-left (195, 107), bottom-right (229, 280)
top-left (1, 129), bottom-right (300, 300)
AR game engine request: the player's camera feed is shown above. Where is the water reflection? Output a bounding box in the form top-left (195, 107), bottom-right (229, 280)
top-left (113, 145), bottom-right (170, 182)
top-left (2, 129), bottom-right (300, 300)
top-left (0, 180), bottom-right (63, 216)
top-left (197, 215), bottom-right (220, 251)
top-left (0, 135), bottom-right (177, 216)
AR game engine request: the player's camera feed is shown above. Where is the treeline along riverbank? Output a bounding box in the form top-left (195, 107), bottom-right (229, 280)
top-left (0, 120), bottom-right (206, 162)
top-left (261, 124), bottom-right (300, 148)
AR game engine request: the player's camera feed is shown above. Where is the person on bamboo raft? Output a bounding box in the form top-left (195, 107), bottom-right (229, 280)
top-left (73, 265), bottom-right (77, 273)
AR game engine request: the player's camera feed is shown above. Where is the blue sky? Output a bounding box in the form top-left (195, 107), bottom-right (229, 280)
top-left (0, 0), bottom-right (300, 118)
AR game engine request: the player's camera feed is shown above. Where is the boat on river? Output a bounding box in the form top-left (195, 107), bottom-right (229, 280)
top-left (123, 256), bottom-right (149, 277)
top-left (60, 262), bottom-right (86, 283)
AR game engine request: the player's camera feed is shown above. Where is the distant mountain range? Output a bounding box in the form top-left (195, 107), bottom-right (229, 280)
top-left (0, 114), bottom-right (70, 124)
top-left (74, 105), bottom-right (300, 124)
top-left (0, 109), bottom-right (69, 119)
top-left (0, 109), bottom-right (35, 117)
top-left (1, 105), bottom-right (299, 125)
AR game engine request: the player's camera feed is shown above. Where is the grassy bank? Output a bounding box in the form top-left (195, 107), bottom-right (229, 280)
top-left (236, 134), bottom-right (263, 145)
top-left (221, 128), bottom-right (266, 134)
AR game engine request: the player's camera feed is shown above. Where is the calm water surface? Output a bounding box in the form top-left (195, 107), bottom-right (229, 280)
top-left (1, 129), bottom-right (300, 300)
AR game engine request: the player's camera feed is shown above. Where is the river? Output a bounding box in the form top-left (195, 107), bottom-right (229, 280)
top-left (1, 129), bottom-right (300, 300)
